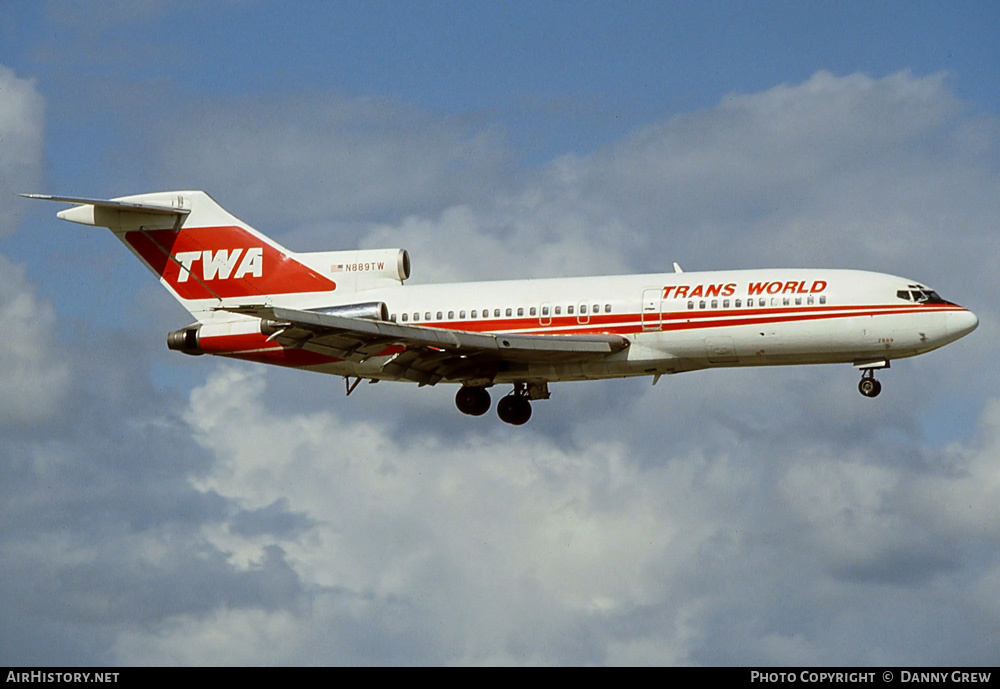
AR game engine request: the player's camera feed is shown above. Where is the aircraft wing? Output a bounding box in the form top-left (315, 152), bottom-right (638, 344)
top-left (229, 305), bottom-right (630, 386)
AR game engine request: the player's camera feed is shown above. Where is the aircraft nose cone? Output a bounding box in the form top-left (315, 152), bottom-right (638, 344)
top-left (947, 309), bottom-right (979, 339)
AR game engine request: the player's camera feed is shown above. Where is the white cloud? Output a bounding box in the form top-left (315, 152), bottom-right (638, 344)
top-left (0, 68), bottom-right (67, 424)
top-left (0, 255), bottom-right (71, 425)
top-left (95, 362), bottom-right (1000, 665)
top-left (0, 65), bottom-right (44, 238)
top-left (349, 70), bottom-right (999, 311)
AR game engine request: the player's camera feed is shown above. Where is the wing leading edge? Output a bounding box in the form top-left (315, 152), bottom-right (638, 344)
top-left (227, 305), bottom-right (631, 386)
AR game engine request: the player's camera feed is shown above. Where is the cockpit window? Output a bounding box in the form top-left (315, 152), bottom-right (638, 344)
top-left (897, 285), bottom-right (948, 304)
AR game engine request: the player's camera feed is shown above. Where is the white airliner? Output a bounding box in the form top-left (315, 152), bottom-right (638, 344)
top-left (25, 191), bottom-right (978, 425)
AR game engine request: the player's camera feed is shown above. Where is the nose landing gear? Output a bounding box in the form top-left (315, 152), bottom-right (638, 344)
top-left (858, 369), bottom-right (882, 398)
top-left (855, 360), bottom-right (888, 398)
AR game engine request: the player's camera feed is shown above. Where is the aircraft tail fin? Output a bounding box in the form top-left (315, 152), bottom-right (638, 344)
top-left (24, 191), bottom-right (341, 317)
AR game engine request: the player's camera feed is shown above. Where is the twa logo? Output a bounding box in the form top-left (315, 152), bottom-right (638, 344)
top-left (175, 248), bottom-right (263, 282)
top-left (126, 226), bottom-right (337, 297)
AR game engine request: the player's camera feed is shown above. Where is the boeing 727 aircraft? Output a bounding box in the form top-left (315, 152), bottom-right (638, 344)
top-left (25, 191), bottom-right (978, 425)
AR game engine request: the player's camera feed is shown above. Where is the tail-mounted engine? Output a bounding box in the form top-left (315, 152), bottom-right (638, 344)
top-left (168, 301), bottom-right (390, 356)
top-left (167, 326), bottom-right (203, 355)
top-left (296, 248), bottom-right (410, 288)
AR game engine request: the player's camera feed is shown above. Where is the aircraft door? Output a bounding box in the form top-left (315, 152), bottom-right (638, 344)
top-left (641, 288), bottom-right (662, 331)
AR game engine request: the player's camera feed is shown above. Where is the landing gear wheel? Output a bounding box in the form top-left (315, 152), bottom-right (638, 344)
top-left (497, 395), bottom-right (532, 425)
top-left (858, 372), bottom-right (882, 398)
top-left (456, 386), bottom-right (491, 416)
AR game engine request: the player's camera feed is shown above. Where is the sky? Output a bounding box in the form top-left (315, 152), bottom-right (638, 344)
top-left (1, 0), bottom-right (999, 666)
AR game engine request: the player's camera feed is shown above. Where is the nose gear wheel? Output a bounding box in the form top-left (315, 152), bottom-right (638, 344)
top-left (858, 369), bottom-right (882, 398)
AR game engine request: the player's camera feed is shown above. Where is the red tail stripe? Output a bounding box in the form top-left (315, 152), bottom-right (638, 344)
top-left (125, 226), bottom-right (336, 299)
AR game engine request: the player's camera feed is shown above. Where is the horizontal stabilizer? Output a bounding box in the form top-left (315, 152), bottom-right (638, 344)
top-left (21, 193), bottom-right (191, 230)
top-left (20, 194), bottom-right (191, 216)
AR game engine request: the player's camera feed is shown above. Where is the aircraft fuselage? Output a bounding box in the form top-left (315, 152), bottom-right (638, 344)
top-left (205, 268), bottom-right (976, 385)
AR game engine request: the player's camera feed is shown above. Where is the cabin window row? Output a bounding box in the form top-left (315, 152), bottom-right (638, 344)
top-left (392, 303), bottom-right (613, 323)
top-left (687, 295), bottom-right (827, 310)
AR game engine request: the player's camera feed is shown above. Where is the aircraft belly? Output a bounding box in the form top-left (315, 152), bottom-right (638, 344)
top-left (637, 313), bottom-right (938, 370)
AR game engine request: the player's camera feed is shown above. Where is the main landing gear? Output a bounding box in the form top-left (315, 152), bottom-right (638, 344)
top-left (455, 382), bottom-right (549, 425)
top-left (497, 391), bottom-right (532, 426)
top-left (858, 369), bottom-right (883, 398)
top-left (455, 385), bottom-right (491, 417)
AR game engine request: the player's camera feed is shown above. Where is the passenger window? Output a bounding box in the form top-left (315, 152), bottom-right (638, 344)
top-left (807, 296), bottom-right (814, 305)
top-left (506, 308), bottom-right (512, 317)
top-left (530, 307), bottom-right (537, 316)
top-left (517, 307), bottom-right (524, 316)
top-left (819, 296), bottom-right (826, 305)
top-left (699, 300), bottom-right (706, 309)
top-left (459, 310), bottom-right (466, 319)
top-left (687, 301), bottom-right (694, 310)
top-left (471, 310), bottom-right (477, 318)
top-left (447, 311), bottom-right (454, 319)
top-left (555, 306), bottom-right (562, 315)
top-left (723, 299), bottom-right (729, 308)
top-left (401, 313), bottom-right (407, 322)
top-left (795, 297), bottom-right (801, 306)
top-left (413, 313), bottom-right (420, 322)
top-left (580, 305), bottom-right (587, 315)
top-left (735, 299), bottom-right (742, 308)
top-left (568, 305), bottom-right (574, 314)
top-left (782, 297), bottom-right (789, 306)
top-left (542, 306), bottom-right (549, 316)
top-left (711, 300), bottom-right (718, 309)
top-left (494, 309), bottom-right (500, 318)
top-left (425, 312), bottom-right (432, 320)
top-left (605, 304), bottom-right (611, 313)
